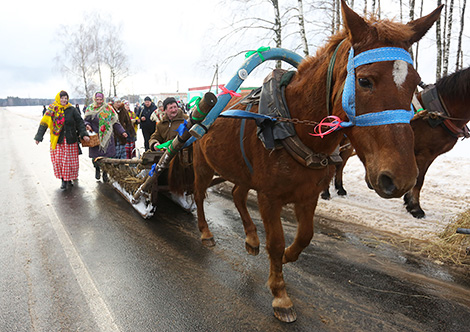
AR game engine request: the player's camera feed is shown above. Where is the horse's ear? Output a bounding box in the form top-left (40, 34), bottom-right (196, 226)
top-left (341, 0), bottom-right (370, 45)
top-left (406, 5), bottom-right (444, 45)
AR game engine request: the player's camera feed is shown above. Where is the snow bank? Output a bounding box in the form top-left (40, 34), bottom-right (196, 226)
top-left (317, 138), bottom-right (470, 241)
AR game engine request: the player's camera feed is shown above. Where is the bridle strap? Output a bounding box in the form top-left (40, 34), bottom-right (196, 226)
top-left (342, 47), bottom-right (415, 127)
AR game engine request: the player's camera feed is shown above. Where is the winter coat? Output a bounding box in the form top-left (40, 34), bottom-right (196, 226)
top-left (84, 113), bottom-right (126, 159)
top-left (149, 109), bottom-right (188, 150)
top-left (137, 102), bottom-right (157, 132)
top-left (34, 106), bottom-right (87, 145)
top-left (114, 106), bottom-right (136, 145)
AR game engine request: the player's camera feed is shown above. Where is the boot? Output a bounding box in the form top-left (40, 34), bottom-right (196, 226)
top-left (60, 179), bottom-right (67, 190)
top-left (102, 172), bottom-right (108, 183)
top-left (95, 166), bottom-right (101, 180)
top-left (67, 180), bottom-right (74, 187)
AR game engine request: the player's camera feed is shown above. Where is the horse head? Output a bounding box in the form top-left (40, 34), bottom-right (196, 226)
top-left (334, 0), bottom-right (443, 198)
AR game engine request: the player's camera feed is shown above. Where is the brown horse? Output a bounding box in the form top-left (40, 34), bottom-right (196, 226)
top-left (404, 67), bottom-right (470, 218)
top-left (192, 0), bottom-right (442, 322)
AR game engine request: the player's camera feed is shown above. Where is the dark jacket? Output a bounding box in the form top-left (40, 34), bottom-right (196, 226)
top-left (137, 102), bottom-right (157, 132)
top-left (114, 106), bottom-right (136, 145)
top-left (34, 106), bottom-right (87, 145)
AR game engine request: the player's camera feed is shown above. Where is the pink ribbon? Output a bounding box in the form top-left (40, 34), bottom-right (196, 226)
top-left (217, 85), bottom-right (241, 97)
top-left (309, 115), bottom-right (344, 138)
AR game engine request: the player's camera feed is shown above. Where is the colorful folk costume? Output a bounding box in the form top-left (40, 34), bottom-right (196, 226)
top-left (122, 100), bottom-right (138, 159)
top-left (34, 91), bottom-right (88, 189)
top-left (84, 92), bottom-right (126, 181)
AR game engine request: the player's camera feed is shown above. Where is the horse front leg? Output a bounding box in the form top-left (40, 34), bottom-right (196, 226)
top-left (283, 200), bottom-right (317, 264)
top-left (258, 193), bottom-right (296, 323)
top-left (232, 184), bottom-right (260, 255)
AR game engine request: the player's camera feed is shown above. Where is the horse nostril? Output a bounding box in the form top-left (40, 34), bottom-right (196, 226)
top-left (378, 173), bottom-right (397, 196)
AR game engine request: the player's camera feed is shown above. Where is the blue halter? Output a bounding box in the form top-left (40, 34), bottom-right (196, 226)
top-left (341, 47), bottom-right (414, 127)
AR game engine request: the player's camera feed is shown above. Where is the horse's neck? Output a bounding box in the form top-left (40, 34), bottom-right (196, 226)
top-left (285, 75), bottom-right (343, 155)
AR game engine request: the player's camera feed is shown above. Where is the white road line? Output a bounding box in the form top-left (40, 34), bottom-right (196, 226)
top-left (33, 174), bottom-right (121, 332)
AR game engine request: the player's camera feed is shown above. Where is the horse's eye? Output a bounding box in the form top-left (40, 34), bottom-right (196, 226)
top-left (358, 78), bottom-right (373, 89)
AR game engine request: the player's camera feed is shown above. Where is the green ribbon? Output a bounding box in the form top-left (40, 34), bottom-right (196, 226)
top-left (156, 140), bottom-right (172, 149)
top-left (245, 46), bottom-right (271, 62)
top-left (189, 96), bottom-right (206, 121)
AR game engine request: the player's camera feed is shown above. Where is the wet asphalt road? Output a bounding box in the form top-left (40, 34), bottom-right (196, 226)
top-left (1, 107), bottom-right (470, 332)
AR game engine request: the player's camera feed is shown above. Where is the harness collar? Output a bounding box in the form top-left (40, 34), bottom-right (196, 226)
top-left (341, 47), bottom-right (414, 127)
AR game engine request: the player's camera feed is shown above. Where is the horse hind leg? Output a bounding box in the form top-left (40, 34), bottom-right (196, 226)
top-left (320, 186), bottom-right (331, 200)
top-left (232, 184), bottom-right (260, 255)
top-left (193, 152), bottom-right (217, 246)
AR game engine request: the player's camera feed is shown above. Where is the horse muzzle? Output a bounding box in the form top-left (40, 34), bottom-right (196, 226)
top-left (367, 169), bottom-right (417, 199)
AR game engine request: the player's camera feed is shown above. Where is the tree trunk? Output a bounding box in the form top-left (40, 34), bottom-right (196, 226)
top-left (455, 0), bottom-right (467, 71)
top-left (297, 0), bottom-right (309, 56)
top-left (409, 0), bottom-right (416, 60)
top-left (400, 0), bottom-right (403, 22)
top-left (443, 0), bottom-right (454, 76)
top-left (271, 0), bottom-right (282, 68)
top-left (415, 0), bottom-right (424, 71)
top-left (436, 0), bottom-right (443, 80)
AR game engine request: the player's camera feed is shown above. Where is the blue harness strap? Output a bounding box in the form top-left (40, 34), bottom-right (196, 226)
top-left (341, 47), bottom-right (415, 127)
top-left (240, 119), bottom-right (254, 174)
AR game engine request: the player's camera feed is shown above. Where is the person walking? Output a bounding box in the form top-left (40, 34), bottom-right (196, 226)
top-left (34, 90), bottom-right (90, 189)
top-left (84, 92), bottom-right (128, 181)
top-left (114, 97), bottom-right (136, 159)
top-left (137, 96), bottom-right (157, 150)
top-left (123, 99), bottom-right (138, 158)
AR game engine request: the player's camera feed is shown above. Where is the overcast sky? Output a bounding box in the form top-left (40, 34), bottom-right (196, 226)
top-left (1, 0), bottom-right (468, 99)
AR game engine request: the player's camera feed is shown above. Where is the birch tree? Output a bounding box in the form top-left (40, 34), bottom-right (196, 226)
top-left (56, 24), bottom-right (96, 104)
top-left (455, 0), bottom-right (467, 70)
top-left (436, 0), bottom-right (443, 79)
top-left (297, 0), bottom-right (309, 56)
top-left (443, 0), bottom-right (455, 75)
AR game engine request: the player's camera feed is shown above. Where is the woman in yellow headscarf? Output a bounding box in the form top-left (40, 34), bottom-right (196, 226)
top-left (34, 91), bottom-right (90, 189)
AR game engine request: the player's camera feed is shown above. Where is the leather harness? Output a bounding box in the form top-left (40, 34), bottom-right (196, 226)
top-left (413, 84), bottom-right (470, 139)
top-left (237, 69), bottom-right (342, 173)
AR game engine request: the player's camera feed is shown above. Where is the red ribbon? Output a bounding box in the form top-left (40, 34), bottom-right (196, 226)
top-left (309, 116), bottom-right (344, 138)
top-left (217, 85), bottom-right (241, 97)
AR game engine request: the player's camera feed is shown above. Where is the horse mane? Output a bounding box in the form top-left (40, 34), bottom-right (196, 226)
top-left (298, 14), bottom-right (416, 71)
top-left (435, 67), bottom-right (470, 101)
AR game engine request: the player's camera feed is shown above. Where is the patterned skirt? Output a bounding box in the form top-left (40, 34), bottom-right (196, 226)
top-left (115, 142), bottom-right (127, 159)
top-left (50, 138), bottom-right (79, 181)
top-left (125, 141), bottom-right (136, 159)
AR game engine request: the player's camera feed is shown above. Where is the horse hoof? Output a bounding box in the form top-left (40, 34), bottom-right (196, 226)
top-left (245, 242), bottom-right (259, 256)
top-left (273, 306), bottom-right (297, 323)
top-left (411, 209), bottom-right (425, 219)
top-left (202, 237), bottom-right (216, 247)
top-left (337, 189), bottom-right (347, 196)
top-left (320, 192), bottom-right (331, 200)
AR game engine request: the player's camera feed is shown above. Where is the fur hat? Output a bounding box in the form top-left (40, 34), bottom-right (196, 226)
top-left (163, 97), bottom-right (177, 110)
top-left (144, 96), bottom-right (152, 102)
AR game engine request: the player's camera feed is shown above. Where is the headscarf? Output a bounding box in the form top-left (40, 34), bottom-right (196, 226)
top-left (40, 91), bottom-right (72, 149)
top-left (84, 92), bottom-right (119, 152)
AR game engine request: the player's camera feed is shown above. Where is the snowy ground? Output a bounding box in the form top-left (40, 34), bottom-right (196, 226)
top-left (9, 105), bottom-right (470, 242)
top-left (316, 139), bottom-right (470, 241)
